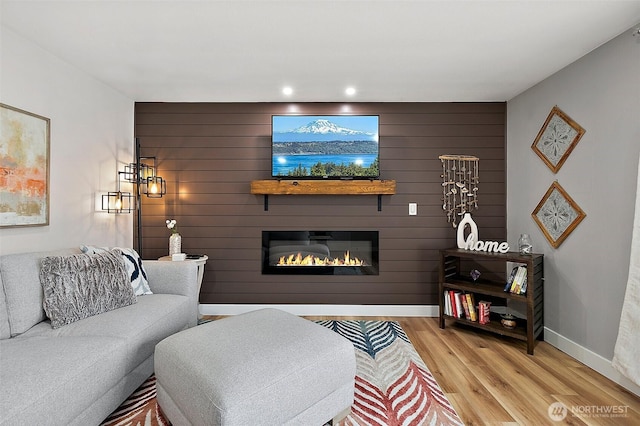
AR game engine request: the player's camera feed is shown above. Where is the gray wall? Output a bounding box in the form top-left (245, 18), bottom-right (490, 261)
top-left (135, 102), bottom-right (506, 306)
top-left (507, 28), bottom-right (640, 360)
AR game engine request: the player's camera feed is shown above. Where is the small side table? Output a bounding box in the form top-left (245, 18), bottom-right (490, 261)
top-left (158, 255), bottom-right (208, 317)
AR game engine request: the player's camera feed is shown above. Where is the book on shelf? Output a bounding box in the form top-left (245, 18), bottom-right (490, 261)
top-left (519, 273), bottom-right (528, 294)
top-left (443, 290), bottom-right (484, 322)
top-left (443, 290), bottom-right (474, 320)
top-left (517, 266), bottom-right (528, 295)
top-left (460, 293), bottom-right (471, 320)
top-left (449, 291), bottom-right (458, 317)
top-left (465, 293), bottom-right (477, 321)
top-left (478, 300), bottom-right (491, 324)
top-left (444, 290), bottom-right (452, 316)
top-left (504, 266), bottom-right (519, 291)
top-left (505, 265), bottom-right (528, 295)
top-left (509, 266), bottom-right (524, 293)
top-left (443, 290), bottom-right (459, 317)
top-left (454, 292), bottom-right (464, 319)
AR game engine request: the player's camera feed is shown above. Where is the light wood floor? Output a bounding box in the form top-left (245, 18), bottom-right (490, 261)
top-left (305, 317), bottom-right (640, 426)
top-left (315, 316), bottom-right (640, 425)
top-left (205, 315), bottom-right (639, 425)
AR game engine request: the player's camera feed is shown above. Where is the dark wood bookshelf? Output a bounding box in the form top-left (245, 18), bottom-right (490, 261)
top-left (439, 248), bottom-right (544, 355)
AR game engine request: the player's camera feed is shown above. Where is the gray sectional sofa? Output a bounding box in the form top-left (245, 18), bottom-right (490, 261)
top-left (0, 248), bottom-right (199, 426)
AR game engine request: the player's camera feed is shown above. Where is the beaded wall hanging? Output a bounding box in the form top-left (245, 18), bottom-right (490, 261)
top-left (439, 154), bottom-right (479, 227)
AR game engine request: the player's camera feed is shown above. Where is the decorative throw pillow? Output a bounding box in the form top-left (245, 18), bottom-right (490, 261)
top-left (40, 250), bottom-right (137, 329)
top-left (80, 245), bottom-right (152, 295)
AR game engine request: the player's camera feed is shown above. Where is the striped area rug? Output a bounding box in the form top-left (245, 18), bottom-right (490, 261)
top-left (102, 320), bottom-right (463, 426)
top-left (101, 375), bottom-right (168, 426)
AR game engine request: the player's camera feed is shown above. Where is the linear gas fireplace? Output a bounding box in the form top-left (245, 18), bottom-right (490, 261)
top-left (262, 231), bottom-right (379, 275)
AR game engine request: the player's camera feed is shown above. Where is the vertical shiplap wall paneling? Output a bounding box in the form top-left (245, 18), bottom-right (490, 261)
top-left (135, 102), bottom-right (506, 305)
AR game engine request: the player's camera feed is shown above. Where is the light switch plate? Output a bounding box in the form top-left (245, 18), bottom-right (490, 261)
top-left (409, 202), bottom-right (417, 216)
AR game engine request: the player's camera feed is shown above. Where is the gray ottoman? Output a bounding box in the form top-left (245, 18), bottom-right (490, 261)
top-left (154, 308), bottom-right (356, 426)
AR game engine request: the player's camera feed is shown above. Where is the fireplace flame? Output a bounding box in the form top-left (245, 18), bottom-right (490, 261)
top-left (277, 250), bottom-right (366, 266)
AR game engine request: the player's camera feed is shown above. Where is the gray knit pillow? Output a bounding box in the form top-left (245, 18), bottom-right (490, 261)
top-left (40, 249), bottom-right (137, 329)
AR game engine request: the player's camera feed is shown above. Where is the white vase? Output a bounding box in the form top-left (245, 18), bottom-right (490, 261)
top-left (456, 213), bottom-right (479, 249)
top-left (169, 233), bottom-right (182, 256)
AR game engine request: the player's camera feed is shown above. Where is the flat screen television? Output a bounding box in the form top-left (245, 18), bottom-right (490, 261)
top-left (271, 115), bottom-right (379, 179)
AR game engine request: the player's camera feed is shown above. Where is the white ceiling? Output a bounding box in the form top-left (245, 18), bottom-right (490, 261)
top-left (2, 1), bottom-right (640, 102)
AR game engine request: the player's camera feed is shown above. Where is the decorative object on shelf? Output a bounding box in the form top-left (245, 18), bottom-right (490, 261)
top-left (166, 219), bottom-right (181, 256)
top-left (457, 212), bottom-right (510, 253)
top-left (168, 232), bottom-right (181, 256)
top-left (456, 212), bottom-right (479, 248)
top-left (532, 181), bottom-right (586, 248)
top-left (518, 233), bottom-right (533, 254)
top-left (0, 103), bottom-right (50, 228)
top-left (439, 154), bottom-right (479, 227)
top-left (478, 301), bottom-right (491, 324)
top-left (532, 106), bottom-right (585, 174)
top-left (470, 269), bottom-right (481, 282)
top-left (500, 313), bottom-right (517, 329)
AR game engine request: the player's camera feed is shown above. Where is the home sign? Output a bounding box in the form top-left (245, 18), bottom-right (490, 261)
top-left (456, 213), bottom-right (510, 253)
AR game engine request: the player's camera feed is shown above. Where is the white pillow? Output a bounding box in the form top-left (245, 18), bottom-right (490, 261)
top-left (80, 245), bottom-right (152, 295)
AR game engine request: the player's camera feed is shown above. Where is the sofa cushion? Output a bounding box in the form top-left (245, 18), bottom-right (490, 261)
top-left (0, 334), bottom-right (128, 426)
top-left (40, 250), bottom-right (136, 329)
top-left (80, 245), bottom-right (152, 296)
top-left (21, 293), bottom-right (192, 375)
top-left (0, 248), bottom-right (79, 336)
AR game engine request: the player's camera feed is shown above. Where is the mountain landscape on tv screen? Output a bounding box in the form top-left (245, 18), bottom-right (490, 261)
top-left (272, 118), bottom-right (379, 178)
top-left (273, 119), bottom-right (378, 143)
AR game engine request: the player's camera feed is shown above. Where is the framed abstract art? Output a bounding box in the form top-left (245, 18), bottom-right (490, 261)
top-left (532, 181), bottom-right (586, 248)
top-left (0, 103), bottom-right (50, 227)
top-left (532, 106), bottom-right (585, 173)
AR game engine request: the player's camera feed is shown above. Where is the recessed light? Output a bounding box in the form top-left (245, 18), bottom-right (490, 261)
top-left (282, 86), bottom-right (293, 96)
top-left (345, 87), bottom-right (356, 96)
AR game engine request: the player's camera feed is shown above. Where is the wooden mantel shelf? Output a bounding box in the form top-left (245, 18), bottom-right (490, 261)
top-left (250, 179), bottom-right (396, 211)
top-left (250, 179), bottom-right (396, 195)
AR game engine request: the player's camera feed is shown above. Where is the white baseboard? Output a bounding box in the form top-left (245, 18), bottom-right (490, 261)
top-left (199, 303), bottom-right (438, 317)
top-left (544, 327), bottom-right (640, 397)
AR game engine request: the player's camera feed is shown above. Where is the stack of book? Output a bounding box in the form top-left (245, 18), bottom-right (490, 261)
top-left (504, 265), bottom-right (528, 295)
top-left (443, 290), bottom-right (479, 322)
top-left (443, 291), bottom-right (493, 324)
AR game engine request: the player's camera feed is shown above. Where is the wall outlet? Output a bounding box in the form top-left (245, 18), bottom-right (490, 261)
top-left (409, 202), bottom-right (417, 216)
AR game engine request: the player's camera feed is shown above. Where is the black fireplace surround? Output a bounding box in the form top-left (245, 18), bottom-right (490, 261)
top-left (262, 231), bottom-right (379, 275)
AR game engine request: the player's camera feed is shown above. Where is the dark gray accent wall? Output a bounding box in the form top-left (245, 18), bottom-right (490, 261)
top-left (135, 102), bottom-right (506, 305)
